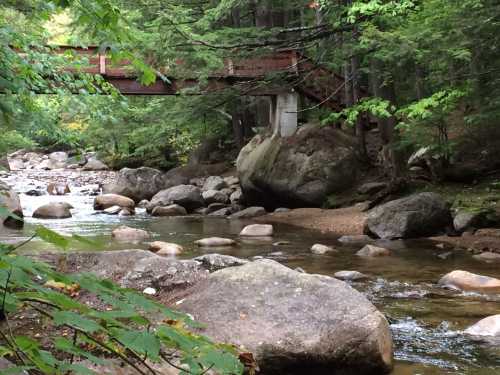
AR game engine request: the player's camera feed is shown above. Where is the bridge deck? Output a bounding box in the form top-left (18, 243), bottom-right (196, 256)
top-left (25, 46), bottom-right (348, 110)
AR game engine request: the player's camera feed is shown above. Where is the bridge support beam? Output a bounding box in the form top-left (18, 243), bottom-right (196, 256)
top-left (271, 91), bottom-right (298, 137)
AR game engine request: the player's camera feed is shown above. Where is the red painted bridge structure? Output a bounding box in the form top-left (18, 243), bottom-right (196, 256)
top-left (55, 46), bottom-right (347, 112)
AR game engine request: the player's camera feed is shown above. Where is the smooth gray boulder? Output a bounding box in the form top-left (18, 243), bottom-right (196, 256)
top-left (365, 192), bottom-right (452, 239)
top-left (148, 185), bottom-right (204, 213)
top-left (237, 125), bottom-right (359, 208)
top-left (177, 259), bottom-right (393, 374)
top-left (33, 202), bottom-right (72, 219)
top-left (0, 181), bottom-right (23, 228)
top-left (104, 167), bottom-right (168, 202)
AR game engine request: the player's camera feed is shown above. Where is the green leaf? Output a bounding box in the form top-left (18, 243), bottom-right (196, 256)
top-left (35, 226), bottom-right (70, 250)
top-left (52, 311), bottom-right (102, 333)
top-left (114, 330), bottom-right (161, 360)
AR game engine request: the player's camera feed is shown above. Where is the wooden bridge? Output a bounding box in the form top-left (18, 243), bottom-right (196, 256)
top-left (54, 46), bottom-right (349, 137)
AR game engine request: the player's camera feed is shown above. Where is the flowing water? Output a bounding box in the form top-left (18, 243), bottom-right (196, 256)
top-left (1, 170), bottom-right (499, 375)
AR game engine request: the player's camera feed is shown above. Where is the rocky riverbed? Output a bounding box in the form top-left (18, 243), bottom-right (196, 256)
top-left (1, 158), bottom-right (500, 374)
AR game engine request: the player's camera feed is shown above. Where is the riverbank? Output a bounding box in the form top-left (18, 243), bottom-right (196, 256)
top-left (256, 205), bottom-right (367, 236)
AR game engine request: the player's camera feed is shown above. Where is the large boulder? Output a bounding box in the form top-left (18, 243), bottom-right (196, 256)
top-left (94, 194), bottom-right (135, 210)
top-left (365, 192), bottom-right (452, 239)
top-left (0, 181), bottom-right (23, 228)
top-left (104, 167), bottom-right (168, 202)
top-left (33, 202), bottom-right (72, 219)
top-left (148, 185), bottom-right (204, 212)
top-left (237, 125), bottom-right (359, 208)
top-left (177, 259), bottom-right (393, 374)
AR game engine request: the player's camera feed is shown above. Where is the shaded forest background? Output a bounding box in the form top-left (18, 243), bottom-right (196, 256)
top-left (1, 0), bottom-right (500, 179)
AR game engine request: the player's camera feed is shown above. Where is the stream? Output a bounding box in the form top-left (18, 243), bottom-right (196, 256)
top-left (1, 170), bottom-right (499, 375)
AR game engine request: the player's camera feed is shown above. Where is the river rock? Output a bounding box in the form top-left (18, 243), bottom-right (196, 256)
top-left (103, 205), bottom-right (122, 215)
top-left (118, 208), bottom-right (134, 216)
top-left (224, 176), bottom-right (239, 186)
top-left (40, 156), bottom-right (67, 170)
top-left (229, 189), bottom-right (243, 204)
top-left (148, 185), bottom-right (204, 213)
top-left (237, 124), bottom-right (360, 208)
top-left (195, 237), bottom-right (236, 247)
top-left (438, 270), bottom-right (500, 293)
top-left (365, 192), bottom-right (452, 239)
top-left (33, 202), bottom-right (72, 219)
top-left (206, 202), bottom-right (227, 214)
top-left (177, 259), bottom-right (393, 374)
top-left (47, 182), bottom-right (70, 195)
top-left (473, 252), bottom-right (500, 262)
top-left (338, 235), bottom-right (375, 245)
top-left (137, 199), bottom-right (149, 208)
top-left (194, 254), bottom-right (249, 271)
top-left (104, 167), bottom-right (168, 202)
top-left (453, 210), bottom-right (492, 233)
top-left (202, 176), bottom-right (227, 191)
top-left (202, 190), bottom-right (228, 205)
top-left (228, 206), bottom-right (266, 219)
top-left (358, 182), bottom-right (387, 195)
top-left (274, 207), bottom-right (290, 213)
top-left (149, 241), bottom-right (183, 255)
top-left (151, 204), bottom-right (187, 217)
top-left (208, 207), bottom-right (232, 217)
top-left (334, 270), bottom-right (369, 281)
top-left (240, 224), bottom-right (273, 237)
top-left (49, 250), bottom-right (206, 292)
top-left (8, 158), bottom-right (25, 170)
top-left (311, 244), bottom-right (336, 255)
top-left (356, 245), bottom-right (391, 257)
top-left (49, 151), bottom-right (68, 163)
top-left (112, 226), bottom-right (151, 242)
top-left (82, 157), bottom-right (109, 171)
top-left (0, 181), bottom-right (23, 228)
top-left (94, 194), bottom-right (135, 210)
top-left (464, 315), bottom-right (500, 337)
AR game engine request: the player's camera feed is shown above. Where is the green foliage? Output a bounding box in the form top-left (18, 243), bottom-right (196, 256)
top-left (0, 224), bottom-right (244, 374)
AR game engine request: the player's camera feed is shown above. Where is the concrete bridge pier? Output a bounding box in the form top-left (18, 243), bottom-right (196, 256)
top-left (271, 91), bottom-right (298, 137)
